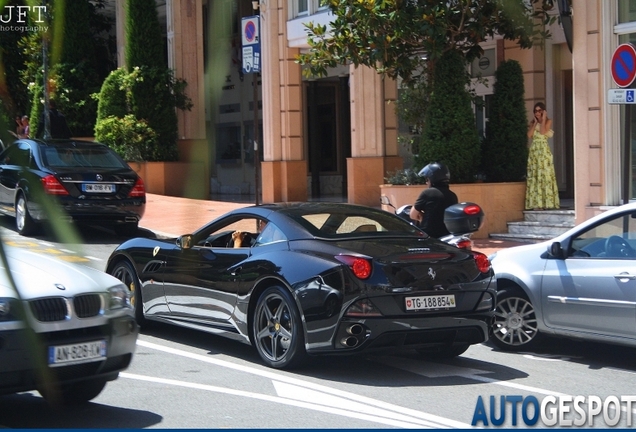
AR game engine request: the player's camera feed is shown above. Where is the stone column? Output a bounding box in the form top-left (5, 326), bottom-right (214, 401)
top-left (348, 65), bottom-right (401, 206)
top-left (115, 0), bottom-right (126, 68)
top-left (260, 0), bottom-right (307, 203)
top-left (167, 0), bottom-right (209, 198)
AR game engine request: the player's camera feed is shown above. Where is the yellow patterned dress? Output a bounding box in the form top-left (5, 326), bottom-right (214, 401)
top-left (525, 125), bottom-right (560, 210)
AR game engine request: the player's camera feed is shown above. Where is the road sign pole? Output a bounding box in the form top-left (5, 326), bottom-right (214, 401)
top-left (253, 72), bottom-right (260, 206)
top-left (625, 105), bottom-right (632, 205)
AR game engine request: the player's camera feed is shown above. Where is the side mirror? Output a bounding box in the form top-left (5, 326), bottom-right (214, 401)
top-left (177, 234), bottom-right (193, 250)
top-left (380, 195), bottom-right (395, 208)
top-left (548, 241), bottom-right (564, 259)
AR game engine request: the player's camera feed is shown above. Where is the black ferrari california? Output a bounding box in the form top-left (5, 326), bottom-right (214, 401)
top-left (106, 202), bottom-right (496, 369)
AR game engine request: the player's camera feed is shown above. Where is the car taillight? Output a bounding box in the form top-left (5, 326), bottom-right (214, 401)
top-left (41, 175), bottom-right (69, 195)
top-left (472, 251), bottom-right (491, 273)
top-left (335, 255), bottom-right (372, 279)
top-left (128, 178), bottom-right (145, 198)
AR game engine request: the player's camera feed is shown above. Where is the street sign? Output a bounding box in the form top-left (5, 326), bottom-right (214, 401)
top-left (611, 43), bottom-right (636, 88)
top-left (608, 89), bottom-right (636, 104)
top-left (241, 16), bottom-right (260, 74)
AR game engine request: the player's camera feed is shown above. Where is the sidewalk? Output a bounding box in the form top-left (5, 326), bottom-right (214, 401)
top-left (140, 194), bottom-right (526, 255)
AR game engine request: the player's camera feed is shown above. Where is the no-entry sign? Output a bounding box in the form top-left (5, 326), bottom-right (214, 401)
top-left (611, 43), bottom-right (636, 88)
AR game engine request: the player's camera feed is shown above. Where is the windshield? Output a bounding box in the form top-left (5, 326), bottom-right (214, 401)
top-left (42, 145), bottom-right (128, 169)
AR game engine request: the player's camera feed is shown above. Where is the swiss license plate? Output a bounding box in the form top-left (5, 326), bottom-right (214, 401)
top-left (83, 183), bottom-right (114, 193)
top-left (405, 294), bottom-right (456, 311)
top-left (48, 340), bottom-right (107, 367)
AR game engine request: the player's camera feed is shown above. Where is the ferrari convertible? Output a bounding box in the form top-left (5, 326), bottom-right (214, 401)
top-left (106, 202), bottom-right (495, 369)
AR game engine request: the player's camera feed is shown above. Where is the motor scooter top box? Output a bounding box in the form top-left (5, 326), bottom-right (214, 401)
top-left (444, 202), bottom-right (484, 234)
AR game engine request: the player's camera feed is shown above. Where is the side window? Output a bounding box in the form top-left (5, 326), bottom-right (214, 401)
top-left (15, 143), bottom-right (31, 166)
top-left (1, 145), bottom-right (30, 166)
top-left (254, 222), bottom-right (287, 246)
top-left (570, 213), bottom-right (636, 259)
top-left (196, 217), bottom-right (263, 248)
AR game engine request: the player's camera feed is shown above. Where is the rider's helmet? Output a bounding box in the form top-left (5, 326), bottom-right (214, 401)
top-left (418, 162), bottom-right (450, 185)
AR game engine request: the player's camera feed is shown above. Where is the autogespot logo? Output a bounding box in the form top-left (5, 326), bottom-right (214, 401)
top-left (471, 395), bottom-right (636, 427)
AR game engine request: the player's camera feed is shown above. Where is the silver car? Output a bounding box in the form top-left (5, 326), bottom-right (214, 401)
top-left (490, 203), bottom-right (636, 351)
top-left (0, 245), bottom-right (138, 405)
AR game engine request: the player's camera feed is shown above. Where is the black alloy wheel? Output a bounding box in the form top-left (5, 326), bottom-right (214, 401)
top-left (492, 288), bottom-right (540, 350)
top-left (252, 286), bottom-right (306, 369)
top-left (111, 260), bottom-right (145, 325)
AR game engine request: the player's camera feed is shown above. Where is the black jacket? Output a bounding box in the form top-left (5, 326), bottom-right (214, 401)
top-left (413, 183), bottom-right (458, 238)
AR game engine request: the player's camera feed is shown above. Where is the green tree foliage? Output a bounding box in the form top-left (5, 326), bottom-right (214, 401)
top-left (94, 67), bottom-right (192, 161)
top-left (14, 0), bottom-right (115, 138)
top-left (415, 50), bottom-right (480, 184)
top-left (125, 0), bottom-right (184, 161)
top-left (298, 0), bottom-right (554, 85)
top-left (0, 0), bottom-right (30, 119)
top-left (96, 68), bottom-right (129, 122)
top-left (482, 59), bottom-right (528, 182)
top-left (94, 114), bottom-right (158, 161)
top-left (126, 0), bottom-right (165, 69)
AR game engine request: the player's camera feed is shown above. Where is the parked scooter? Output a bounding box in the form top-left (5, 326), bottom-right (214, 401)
top-left (380, 196), bottom-right (485, 250)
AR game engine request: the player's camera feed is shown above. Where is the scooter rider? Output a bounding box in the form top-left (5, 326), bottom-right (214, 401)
top-left (409, 162), bottom-right (458, 238)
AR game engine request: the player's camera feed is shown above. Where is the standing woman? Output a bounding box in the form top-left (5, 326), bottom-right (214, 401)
top-left (20, 116), bottom-right (30, 138)
top-left (525, 102), bottom-right (560, 210)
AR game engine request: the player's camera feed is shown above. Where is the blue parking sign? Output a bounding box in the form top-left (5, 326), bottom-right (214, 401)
top-left (242, 16), bottom-right (260, 74)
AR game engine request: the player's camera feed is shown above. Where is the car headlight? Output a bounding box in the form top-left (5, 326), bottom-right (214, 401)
top-left (0, 297), bottom-right (20, 321)
top-left (107, 285), bottom-right (132, 310)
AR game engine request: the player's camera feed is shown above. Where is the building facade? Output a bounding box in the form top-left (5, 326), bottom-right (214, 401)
top-left (115, 0), bottom-right (636, 225)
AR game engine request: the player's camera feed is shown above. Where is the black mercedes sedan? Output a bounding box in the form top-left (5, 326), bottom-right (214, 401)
top-left (106, 202), bottom-right (496, 369)
top-left (0, 139), bottom-right (145, 236)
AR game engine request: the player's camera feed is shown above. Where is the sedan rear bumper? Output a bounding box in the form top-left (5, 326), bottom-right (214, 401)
top-left (29, 199), bottom-right (145, 224)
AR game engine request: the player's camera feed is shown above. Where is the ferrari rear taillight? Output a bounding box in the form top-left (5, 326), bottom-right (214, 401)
top-left (472, 251), bottom-right (491, 273)
top-left (335, 255), bottom-right (372, 279)
top-left (41, 175), bottom-right (69, 195)
top-left (128, 178), bottom-right (145, 198)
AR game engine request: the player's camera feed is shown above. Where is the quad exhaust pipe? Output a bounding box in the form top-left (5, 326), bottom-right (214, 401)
top-left (341, 336), bottom-right (359, 347)
top-left (339, 324), bottom-right (368, 348)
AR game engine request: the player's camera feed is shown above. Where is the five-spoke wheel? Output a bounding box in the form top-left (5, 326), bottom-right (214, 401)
top-left (491, 289), bottom-right (540, 350)
top-left (252, 286), bottom-right (306, 369)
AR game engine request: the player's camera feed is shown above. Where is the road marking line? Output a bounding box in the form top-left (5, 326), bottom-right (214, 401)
top-left (121, 372), bottom-right (439, 428)
top-left (136, 339), bottom-right (470, 429)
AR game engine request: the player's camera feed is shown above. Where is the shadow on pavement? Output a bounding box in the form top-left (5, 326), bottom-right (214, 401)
top-left (0, 392), bottom-right (162, 429)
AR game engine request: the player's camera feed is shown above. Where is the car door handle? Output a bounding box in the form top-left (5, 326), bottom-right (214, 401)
top-left (614, 272), bottom-right (636, 281)
top-left (231, 266), bottom-right (242, 276)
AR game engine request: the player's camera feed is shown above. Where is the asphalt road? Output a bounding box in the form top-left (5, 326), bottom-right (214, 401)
top-left (1, 219), bottom-right (635, 428)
